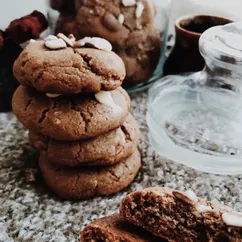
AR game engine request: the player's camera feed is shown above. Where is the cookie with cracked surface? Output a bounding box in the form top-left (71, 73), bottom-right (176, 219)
top-left (12, 86), bottom-right (130, 141)
top-left (39, 148), bottom-right (141, 200)
top-left (120, 187), bottom-right (242, 242)
top-left (75, 0), bottom-right (156, 48)
top-left (80, 214), bottom-right (162, 242)
top-left (13, 40), bottom-right (126, 94)
top-left (29, 114), bottom-right (140, 167)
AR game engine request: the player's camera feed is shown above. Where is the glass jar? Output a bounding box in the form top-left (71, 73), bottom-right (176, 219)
top-left (50, 0), bottom-right (170, 92)
top-left (0, 0), bottom-right (48, 112)
top-left (147, 21), bottom-right (242, 174)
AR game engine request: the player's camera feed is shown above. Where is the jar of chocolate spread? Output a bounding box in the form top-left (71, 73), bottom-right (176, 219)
top-left (50, 0), bottom-right (170, 92)
top-left (147, 22), bottom-right (242, 175)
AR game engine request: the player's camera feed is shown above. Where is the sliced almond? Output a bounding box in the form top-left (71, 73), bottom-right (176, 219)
top-left (135, 2), bottom-right (144, 18)
top-left (102, 13), bottom-right (121, 32)
top-left (222, 212), bottom-right (242, 227)
top-left (195, 204), bottom-right (213, 213)
top-left (185, 190), bottom-right (198, 203)
top-left (57, 33), bottom-right (74, 47)
top-left (68, 34), bottom-right (76, 42)
top-left (118, 14), bottom-right (125, 24)
top-left (46, 93), bottom-right (61, 98)
top-left (45, 35), bottom-right (58, 41)
top-left (45, 39), bottom-right (67, 50)
top-left (173, 190), bottom-right (198, 205)
top-left (74, 39), bottom-right (86, 48)
top-left (122, 0), bottom-right (136, 7)
top-left (74, 37), bottom-right (112, 52)
top-left (95, 91), bottom-right (122, 113)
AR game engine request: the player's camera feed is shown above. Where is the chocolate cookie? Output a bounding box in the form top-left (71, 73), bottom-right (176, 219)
top-left (29, 114), bottom-right (140, 167)
top-left (50, 0), bottom-right (76, 13)
top-left (118, 26), bottom-right (161, 86)
top-left (81, 214), bottom-right (162, 242)
top-left (39, 149), bottom-right (141, 200)
top-left (75, 0), bottom-right (156, 48)
top-left (12, 86), bottom-right (130, 141)
top-left (13, 40), bottom-right (126, 94)
top-left (55, 13), bottom-right (78, 37)
top-left (120, 187), bottom-right (242, 242)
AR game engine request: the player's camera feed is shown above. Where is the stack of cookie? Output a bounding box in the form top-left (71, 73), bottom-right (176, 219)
top-left (52, 0), bottom-right (161, 87)
top-left (81, 187), bottom-right (242, 241)
top-left (12, 34), bottom-right (141, 200)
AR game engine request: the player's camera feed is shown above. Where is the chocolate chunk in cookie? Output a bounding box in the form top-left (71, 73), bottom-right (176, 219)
top-left (13, 40), bottom-right (126, 94)
top-left (81, 214), bottom-right (162, 242)
top-left (29, 114), bottom-right (140, 167)
top-left (12, 86), bottom-right (130, 141)
top-left (120, 187), bottom-right (242, 242)
top-left (39, 149), bottom-right (141, 200)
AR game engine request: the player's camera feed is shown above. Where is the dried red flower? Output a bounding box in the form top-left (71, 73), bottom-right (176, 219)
top-left (6, 10), bottom-right (48, 44)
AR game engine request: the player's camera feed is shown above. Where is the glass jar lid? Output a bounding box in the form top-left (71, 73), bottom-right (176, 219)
top-left (200, 22), bottom-right (242, 68)
top-left (147, 22), bottom-right (242, 174)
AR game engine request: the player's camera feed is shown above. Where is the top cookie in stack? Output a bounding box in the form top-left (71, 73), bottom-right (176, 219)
top-left (12, 34), bottom-right (141, 200)
top-left (53, 0), bottom-right (161, 87)
top-left (13, 35), bottom-right (125, 94)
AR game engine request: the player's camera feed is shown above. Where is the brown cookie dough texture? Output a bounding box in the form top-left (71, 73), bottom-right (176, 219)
top-left (120, 187), bottom-right (242, 242)
top-left (13, 40), bottom-right (126, 94)
top-left (118, 26), bottom-right (161, 87)
top-left (55, 0), bottom-right (161, 86)
top-left (55, 13), bottom-right (79, 38)
top-left (12, 86), bottom-right (130, 141)
top-left (80, 214), bottom-right (162, 242)
top-left (29, 114), bottom-right (140, 167)
top-left (75, 0), bottom-right (156, 47)
top-left (39, 149), bottom-right (141, 200)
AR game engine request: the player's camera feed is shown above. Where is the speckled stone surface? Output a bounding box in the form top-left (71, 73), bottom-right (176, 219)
top-left (0, 92), bottom-right (242, 242)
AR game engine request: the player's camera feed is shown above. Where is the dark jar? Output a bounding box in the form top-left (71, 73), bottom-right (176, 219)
top-left (163, 15), bottom-right (232, 76)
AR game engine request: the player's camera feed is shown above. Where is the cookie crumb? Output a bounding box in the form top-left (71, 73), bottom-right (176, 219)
top-left (25, 168), bottom-right (38, 183)
top-left (55, 119), bottom-right (61, 124)
top-left (135, 2), bottom-right (144, 19)
top-left (118, 14), bottom-right (125, 24)
top-left (122, 0), bottom-right (136, 7)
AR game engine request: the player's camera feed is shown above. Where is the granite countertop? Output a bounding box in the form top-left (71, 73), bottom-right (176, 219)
top-left (0, 92), bottom-right (242, 242)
